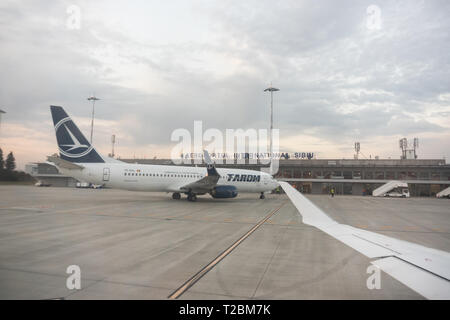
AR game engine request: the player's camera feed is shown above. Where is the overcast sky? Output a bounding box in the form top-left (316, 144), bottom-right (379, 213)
top-left (0, 0), bottom-right (449, 169)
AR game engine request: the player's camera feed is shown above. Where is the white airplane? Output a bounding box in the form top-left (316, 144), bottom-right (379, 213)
top-left (279, 181), bottom-right (450, 299)
top-left (47, 106), bottom-right (279, 201)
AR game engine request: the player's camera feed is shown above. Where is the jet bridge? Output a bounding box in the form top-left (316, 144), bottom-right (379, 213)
top-left (372, 180), bottom-right (409, 197)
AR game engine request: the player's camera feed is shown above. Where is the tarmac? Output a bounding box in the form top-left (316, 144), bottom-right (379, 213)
top-left (0, 185), bottom-right (449, 300)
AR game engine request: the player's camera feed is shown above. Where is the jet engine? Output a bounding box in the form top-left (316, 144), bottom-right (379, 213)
top-left (210, 185), bottom-right (238, 198)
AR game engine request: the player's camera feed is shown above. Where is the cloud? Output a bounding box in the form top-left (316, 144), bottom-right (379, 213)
top-left (0, 0), bottom-right (449, 169)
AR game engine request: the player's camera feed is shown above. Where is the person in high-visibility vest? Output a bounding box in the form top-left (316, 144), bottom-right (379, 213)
top-left (330, 188), bottom-right (335, 197)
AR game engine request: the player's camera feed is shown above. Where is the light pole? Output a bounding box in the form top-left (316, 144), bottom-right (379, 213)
top-left (263, 85), bottom-right (279, 158)
top-left (87, 95), bottom-right (100, 144)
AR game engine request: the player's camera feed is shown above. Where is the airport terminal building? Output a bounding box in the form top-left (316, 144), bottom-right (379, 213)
top-left (271, 158), bottom-right (450, 196)
top-left (27, 158), bottom-right (450, 197)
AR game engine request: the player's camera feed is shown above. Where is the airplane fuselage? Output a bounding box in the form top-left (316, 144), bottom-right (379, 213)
top-left (58, 162), bottom-right (278, 194)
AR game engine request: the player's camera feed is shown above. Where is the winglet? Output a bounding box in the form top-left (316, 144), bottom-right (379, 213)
top-left (203, 150), bottom-right (213, 165)
top-left (203, 150), bottom-right (219, 177)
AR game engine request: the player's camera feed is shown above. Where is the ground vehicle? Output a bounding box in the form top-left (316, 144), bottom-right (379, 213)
top-left (76, 182), bottom-right (91, 188)
top-left (373, 181), bottom-right (410, 198)
top-left (384, 188), bottom-right (410, 198)
top-left (35, 181), bottom-right (51, 187)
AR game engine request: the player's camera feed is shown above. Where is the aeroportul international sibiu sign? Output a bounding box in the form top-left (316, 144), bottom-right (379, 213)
top-left (180, 152), bottom-right (315, 160)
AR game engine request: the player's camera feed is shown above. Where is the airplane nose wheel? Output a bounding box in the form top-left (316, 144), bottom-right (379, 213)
top-left (260, 192), bottom-right (265, 199)
top-left (172, 192), bottom-right (181, 200)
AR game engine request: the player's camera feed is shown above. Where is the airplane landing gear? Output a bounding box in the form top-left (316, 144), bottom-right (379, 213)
top-left (172, 192), bottom-right (181, 200)
top-left (187, 194), bottom-right (197, 202)
top-left (260, 192), bottom-right (265, 199)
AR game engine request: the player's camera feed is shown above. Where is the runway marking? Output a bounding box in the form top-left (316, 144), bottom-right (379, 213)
top-left (167, 201), bottom-right (287, 300)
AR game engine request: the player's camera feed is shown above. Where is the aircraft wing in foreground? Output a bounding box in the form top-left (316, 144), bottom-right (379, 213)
top-left (278, 181), bottom-right (450, 299)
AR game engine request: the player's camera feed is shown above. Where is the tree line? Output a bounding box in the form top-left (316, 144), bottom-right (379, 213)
top-left (0, 147), bottom-right (35, 182)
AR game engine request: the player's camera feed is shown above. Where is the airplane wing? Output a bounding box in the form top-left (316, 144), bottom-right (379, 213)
top-left (178, 150), bottom-right (220, 193)
top-left (179, 174), bottom-right (220, 193)
top-left (278, 181), bottom-right (450, 299)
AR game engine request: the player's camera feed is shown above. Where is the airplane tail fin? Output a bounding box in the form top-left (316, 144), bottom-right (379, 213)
top-left (50, 105), bottom-right (105, 163)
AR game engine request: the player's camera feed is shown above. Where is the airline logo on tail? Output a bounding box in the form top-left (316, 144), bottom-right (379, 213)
top-left (54, 117), bottom-right (93, 158)
top-left (50, 105), bottom-right (104, 163)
